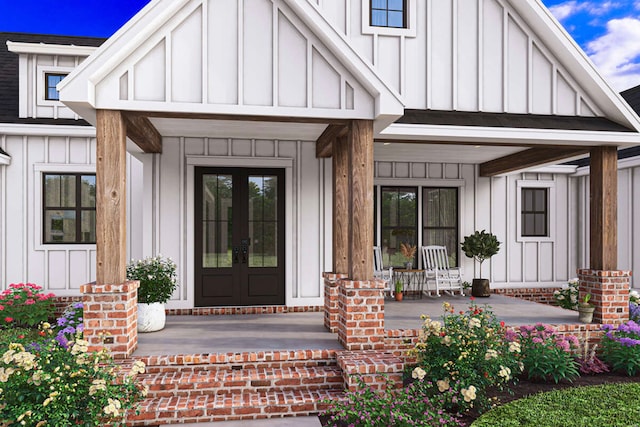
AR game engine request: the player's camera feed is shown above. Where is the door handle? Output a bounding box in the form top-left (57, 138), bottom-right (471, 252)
top-left (233, 247), bottom-right (240, 264)
top-left (241, 245), bottom-right (248, 263)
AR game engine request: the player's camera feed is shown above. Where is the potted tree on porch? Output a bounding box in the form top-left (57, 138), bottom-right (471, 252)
top-left (127, 255), bottom-right (177, 332)
top-left (461, 230), bottom-right (500, 297)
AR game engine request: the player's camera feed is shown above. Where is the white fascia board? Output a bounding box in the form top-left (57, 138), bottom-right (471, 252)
top-left (6, 41), bottom-right (98, 57)
top-left (573, 155), bottom-right (640, 177)
top-left (514, 1), bottom-right (640, 132)
top-left (58, 0), bottom-right (188, 106)
top-left (0, 123), bottom-right (95, 137)
top-left (284, 0), bottom-right (405, 120)
top-left (382, 123), bottom-right (640, 147)
top-left (0, 153), bottom-right (10, 166)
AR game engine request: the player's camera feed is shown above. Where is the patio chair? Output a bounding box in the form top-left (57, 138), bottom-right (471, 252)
top-left (421, 245), bottom-right (464, 297)
top-left (373, 246), bottom-right (394, 297)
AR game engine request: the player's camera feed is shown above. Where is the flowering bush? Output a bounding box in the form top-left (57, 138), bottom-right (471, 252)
top-left (601, 320), bottom-right (640, 375)
top-left (629, 290), bottom-right (640, 322)
top-left (510, 323), bottom-right (579, 383)
top-left (127, 255), bottom-right (177, 304)
top-left (0, 283), bottom-right (55, 328)
top-left (0, 324), bottom-right (147, 426)
top-left (322, 374), bottom-right (462, 427)
top-left (53, 302), bottom-right (84, 348)
top-left (408, 299), bottom-right (521, 413)
top-left (553, 278), bottom-right (579, 310)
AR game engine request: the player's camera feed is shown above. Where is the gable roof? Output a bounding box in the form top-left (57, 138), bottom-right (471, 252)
top-left (0, 32), bottom-right (105, 126)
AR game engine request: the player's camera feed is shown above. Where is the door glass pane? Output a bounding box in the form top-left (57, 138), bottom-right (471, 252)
top-left (249, 175), bottom-right (278, 267)
top-left (202, 174), bottom-right (233, 268)
top-left (45, 210), bottom-right (76, 242)
top-left (380, 187), bottom-right (417, 267)
top-left (423, 188), bottom-right (458, 266)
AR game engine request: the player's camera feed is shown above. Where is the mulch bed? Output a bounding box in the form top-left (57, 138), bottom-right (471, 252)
top-left (319, 372), bottom-right (640, 427)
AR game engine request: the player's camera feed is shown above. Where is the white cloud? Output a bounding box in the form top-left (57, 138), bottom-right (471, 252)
top-left (549, 1), bottom-right (582, 21)
top-left (549, 0), bottom-right (622, 21)
top-left (586, 17), bottom-right (640, 90)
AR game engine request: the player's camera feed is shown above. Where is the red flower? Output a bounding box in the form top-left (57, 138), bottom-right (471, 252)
top-left (500, 321), bottom-right (505, 327)
top-left (440, 331), bottom-right (446, 337)
top-left (38, 331), bottom-right (46, 337)
top-left (470, 296), bottom-right (476, 301)
top-left (18, 334), bottom-right (24, 339)
top-left (4, 317), bottom-right (13, 323)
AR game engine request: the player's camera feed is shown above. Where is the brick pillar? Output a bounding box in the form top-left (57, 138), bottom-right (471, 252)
top-left (81, 280), bottom-right (139, 359)
top-left (324, 273), bottom-right (348, 332)
top-left (578, 269), bottom-right (631, 325)
top-left (336, 278), bottom-right (385, 350)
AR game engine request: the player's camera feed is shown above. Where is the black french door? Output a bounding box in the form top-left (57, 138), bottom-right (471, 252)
top-left (194, 167), bottom-right (285, 306)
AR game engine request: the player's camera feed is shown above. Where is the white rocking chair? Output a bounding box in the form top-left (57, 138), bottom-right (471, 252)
top-left (421, 245), bottom-right (464, 297)
top-left (373, 246), bottom-right (394, 297)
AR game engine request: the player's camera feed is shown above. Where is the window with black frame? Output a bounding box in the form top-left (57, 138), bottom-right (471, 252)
top-left (380, 186), bottom-right (417, 267)
top-left (521, 187), bottom-right (548, 237)
top-left (370, 0), bottom-right (406, 28)
top-left (43, 173), bottom-right (96, 244)
top-left (45, 73), bottom-right (67, 101)
top-left (423, 188), bottom-right (459, 267)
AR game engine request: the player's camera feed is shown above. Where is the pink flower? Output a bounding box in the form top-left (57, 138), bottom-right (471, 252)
top-left (14, 295), bottom-right (20, 299)
top-left (4, 317), bottom-right (13, 323)
top-left (25, 299), bottom-right (35, 305)
top-left (0, 305), bottom-right (4, 311)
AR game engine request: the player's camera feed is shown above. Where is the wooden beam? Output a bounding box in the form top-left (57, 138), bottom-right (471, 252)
top-left (333, 134), bottom-right (349, 274)
top-left (122, 113), bottom-right (162, 153)
top-left (317, 124), bottom-right (348, 158)
top-left (96, 110), bottom-right (128, 285)
top-left (590, 146), bottom-right (618, 270)
top-left (479, 147), bottom-right (589, 177)
top-left (140, 110), bottom-right (350, 125)
top-left (347, 120), bottom-right (374, 280)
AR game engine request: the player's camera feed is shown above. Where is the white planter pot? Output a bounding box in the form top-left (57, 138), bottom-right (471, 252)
top-left (137, 302), bottom-right (166, 333)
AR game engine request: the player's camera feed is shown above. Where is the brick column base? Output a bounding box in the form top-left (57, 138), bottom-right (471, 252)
top-left (81, 280), bottom-right (139, 359)
top-left (323, 273), bottom-right (348, 332)
top-left (578, 269), bottom-right (631, 325)
top-left (336, 278), bottom-right (385, 350)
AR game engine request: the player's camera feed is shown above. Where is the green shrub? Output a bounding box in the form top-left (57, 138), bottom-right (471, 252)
top-left (322, 374), bottom-right (462, 427)
top-left (510, 323), bottom-right (579, 383)
top-left (471, 383), bottom-right (640, 427)
top-left (553, 278), bottom-right (579, 310)
top-left (126, 255), bottom-right (177, 303)
top-left (0, 283), bottom-right (55, 328)
top-left (0, 324), bottom-right (147, 426)
top-left (408, 299), bottom-right (521, 413)
top-left (600, 320), bottom-right (640, 375)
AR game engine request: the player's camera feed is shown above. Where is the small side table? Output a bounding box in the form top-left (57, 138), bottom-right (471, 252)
top-left (393, 269), bottom-right (425, 299)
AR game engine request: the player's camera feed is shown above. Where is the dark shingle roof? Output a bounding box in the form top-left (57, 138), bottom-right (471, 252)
top-left (0, 32), bottom-right (105, 125)
top-left (0, 146), bottom-right (8, 157)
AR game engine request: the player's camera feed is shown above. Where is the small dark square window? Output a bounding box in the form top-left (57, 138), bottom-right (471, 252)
top-left (43, 173), bottom-right (96, 244)
top-left (521, 188), bottom-right (548, 237)
top-left (371, 0), bottom-right (406, 28)
top-left (45, 73), bottom-right (67, 101)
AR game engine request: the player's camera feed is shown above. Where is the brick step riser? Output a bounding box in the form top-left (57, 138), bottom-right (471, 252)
top-left (133, 359), bottom-right (337, 374)
top-left (145, 381), bottom-right (344, 398)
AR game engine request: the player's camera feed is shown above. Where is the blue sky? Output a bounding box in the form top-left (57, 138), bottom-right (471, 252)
top-left (1, 0), bottom-right (639, 91)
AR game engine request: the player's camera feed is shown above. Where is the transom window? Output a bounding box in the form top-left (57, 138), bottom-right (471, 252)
top-left (371, 0), bottom-right (406, 28)
top-left (44, 73), bottom-right (67, 101)
top-left (43, 173), bottom-right (96, 244)
top-left (521, 188), bottom-right (548, 237)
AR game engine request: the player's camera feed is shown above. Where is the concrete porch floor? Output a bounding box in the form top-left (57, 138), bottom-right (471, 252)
top-left (134, 294), bottom-right (580, 356)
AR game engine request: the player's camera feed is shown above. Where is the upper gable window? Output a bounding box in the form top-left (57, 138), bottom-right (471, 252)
top-left (45, 73), bottom-right (67, 101)
top-left (371, 0), bottom-right (406, 28)
top-left (362, 0), bottom-right (416, 37)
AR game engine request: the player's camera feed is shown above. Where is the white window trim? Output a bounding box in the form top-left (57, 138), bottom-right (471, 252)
top-left (36, 66), bottom-right (73, 107)
top-left (362, 0), bottom-right (417, 37)
top-left (516, 180), bottom-right (555, 243)
top-left (33, 163), bottom-right (96, 250)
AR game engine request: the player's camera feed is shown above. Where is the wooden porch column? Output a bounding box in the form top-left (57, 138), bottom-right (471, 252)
top-left (346, 120), bottom-right (374, 280)
top-left (96, 109), bottom-right (128, 284)
top-left (333, 134), bottom-right (349, 274)
top-left (589, 146), bottom-right (617, 270)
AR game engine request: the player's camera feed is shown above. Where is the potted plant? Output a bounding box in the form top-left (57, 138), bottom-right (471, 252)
top-left (126, 255), bottom-right (177, 332)
top-left (394, 280), bottom-right (404, 302)
top-left (577, 293), bottom-right (595, 323)
top-left (400, 242), bottom-right (417, 270)
top-left (461, 230), bottom-right (500, 297)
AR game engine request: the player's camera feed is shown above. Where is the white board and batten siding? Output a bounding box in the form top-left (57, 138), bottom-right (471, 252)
top-left (375, 159), bottom-right (575, 289)
top-left (0, 130), bottom-right (146, 294)
top-left (311, 0), bottom-right (600, 117)
top-left (86, 0), bottom-right (374, 120)
top-left (129, 137), bottom-right (331, 309)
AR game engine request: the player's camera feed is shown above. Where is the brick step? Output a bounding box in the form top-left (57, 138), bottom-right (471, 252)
top-left (127, 389), bottom-right (345, 426)
top-left (141, 365), bottom-right (344, 398)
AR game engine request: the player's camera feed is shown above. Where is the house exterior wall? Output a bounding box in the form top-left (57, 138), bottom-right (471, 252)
top-left (311, 0), bottom-right (600, 116)
top-left (0, 129), bottom-right (145, 294)
top-left (129, 137), bottom-right (332, 309)
top-left (374, 157), bottom-right (574, 288)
